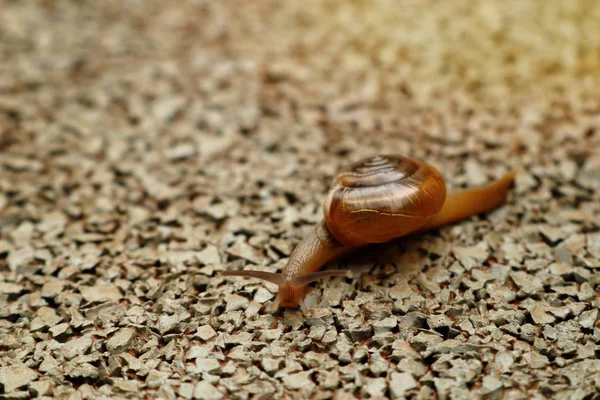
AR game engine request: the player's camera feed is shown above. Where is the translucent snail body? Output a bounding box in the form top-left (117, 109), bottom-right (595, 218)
top-left (222, 155), bottom-right (516, 311)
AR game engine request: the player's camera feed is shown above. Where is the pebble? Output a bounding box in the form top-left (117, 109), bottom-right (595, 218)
top-left (80, 285), bottom-right (123, 303)
top-left (225, 294), bottom-right (250, 312)
top-left (283, 371), bottom-right (316, 392)
top-left (60, 335), bottom-right (93, 360)
top-left (363, 377), bottom-right (387, 398)
top-left (0, 365), bottom-right (38, 393)
top-left (577, 283), bottom-right (596, 301)
top-left (0, 282), bottom-right (24, 294)
top-left (106, 327), bottom-right (136, 353)
top-left (530, 305), bottom-right (556, 325)
top-left (389, 372), bottom-right (418, 398)
top-left (196, 245), bottom-right (221, 265)
top-left (510, 271), bottom-right (543, 294)
top-left (578, 309), bottom-right (598, 329)
top-left (197, 325), bottom-right (218, 341)
top-left (193, 381), bottom-right (224, 400)
top-left (179, 383), bottom-right (195, 399)
top-left (65, 362), bottom-right (99, 379)
top-left (29, 380), bottom-right (52, 397)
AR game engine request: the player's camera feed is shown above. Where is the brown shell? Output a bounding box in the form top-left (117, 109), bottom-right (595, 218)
top-left (323, 155), bottom-right (446, 246)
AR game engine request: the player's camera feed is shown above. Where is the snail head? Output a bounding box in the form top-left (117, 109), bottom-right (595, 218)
top-left (221, 269), bottom-right (350, 311)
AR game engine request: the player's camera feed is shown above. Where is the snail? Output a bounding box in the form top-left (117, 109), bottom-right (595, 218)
top-left (222, 155), bottom-right (516, 312)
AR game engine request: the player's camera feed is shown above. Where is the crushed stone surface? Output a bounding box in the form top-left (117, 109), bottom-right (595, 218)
top-left (1, 1), bottom-right (600, 399)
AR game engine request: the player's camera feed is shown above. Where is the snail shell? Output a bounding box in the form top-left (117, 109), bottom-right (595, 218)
top-left (323, 155), bottom-right (446, 246)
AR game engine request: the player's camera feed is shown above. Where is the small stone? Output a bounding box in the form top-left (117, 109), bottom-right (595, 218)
top-left (396, 358), bottom-right (426, 377)
top-left (39, 356), bottom-right (59, 373)
top-left (261, 358), bottom-right (282, 375)
top-left (196, 245), bottom-right (220, 265)
top-left (494, 351), bottom-right (514, 373)
top-left (29, 380), bottom-right (52, 397)
top-left (530, 305), bottom-right (556, 325)
top-left (158, 313), bottom-right (186, 334)
top-left (193, 381), bottom-right (223, 400)
top-left (153, 96), bottom-right (186, 121)
top-left (523, 351), bottom-right (549, 369)
top-left (548, 306), bottom-right (572, 319)
top-left (549, 262), bottom-right (573, 276)
top-left (179, 382), bottom-right (195, 399)
top-left (430, 340), bottom-right (484, 355)
top-left (120, 353), bottom-right (143, 371)
top-left (578, 283), bottom-right (595, 301)
top-left (41, 280), bottom-right (66, 298)
top-left (49, 322), bottom-right (70, 337)
top-left (30, 307), bottom-right (63, 332)
top-left (283, 370), bottom-right (315, 391)
top-left (225, 294), bottom-right (250, 312)
top-left (166, 143), bottom-right (196, 161)
top-left (373, 317), bottom-right (397, 335)
top-left (520, 324), bottom-right (540, 342)
top-left (390, 372), bottom-right (417, 398)
top-left (259, 328), bottom-right (283, 341)
top-left (577, 342), bottom-right (596, 359)
top-left (66, 363), bottom-right (99, 379)
top-left (416, 273), bottom-right (441, 294)
top-left (253, 287), bottom-right (274, 303)
top-left (309, 325), bottom-right (326, 340)
top-left (481, 375), bottom-right (503, 394)
top-left (226, 241), bottom-right (260, 264)
top-left (427, 314), bottom-right (453, 330)
top-left (465, 159), bottom-right (488, 185)
top-left (0, 282), bottom-right (24, 294)
top-left (579, 309), bottom-right (598, 329)
top-left (195, 358), bottom-right (221, 374)
top-left (367, 354), bottom-right (387, 376)
top-left (539, 225), bottom-right (566, 245)
top-left (197, 325), bottom-right (218, 341)
top-left (0, 390), bottom-right (30, 399)
top-left (60, 335), bottom-right (93, 360)
top-left (145, 370), bottom-right (168, 389)
top-left (552, 285), bottom-right (579, 297)
top-left (453, 244), bottom-right (489, 270)
top-left (363, 377), bottom-right (387, 398)
top-left (114, 380), bottom-right (139, 393)
top-left (321, 285), bottom-right (342, 307)
top-left (389, 281), bottom-right (417, 300)
top-left (80, 285), bottom-right (123, 303)
top-left (106, 327), bottom-right (136, 353)
top-left (344, 322), bottom-right (373, 342)
top-left (186, 344), bottom-right (212, 360)
top-left (510, 271), bottom-right (543, 294)
top-left (458, 319), bottom-right (475, 335)
top-left (7, 247), bottom-right (34, 270)
top-left (0, 365), bottom-right (38, 392)
top-left (409, 332), bottom-right (443, 351)
top-left (559, 359), bottom-right (600, 387)
top-left (322, 329), bottom-right (337, 344)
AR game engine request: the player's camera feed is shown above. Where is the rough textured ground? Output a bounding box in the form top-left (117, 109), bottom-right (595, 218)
top-left (1, 1), bottom-right (600, 399)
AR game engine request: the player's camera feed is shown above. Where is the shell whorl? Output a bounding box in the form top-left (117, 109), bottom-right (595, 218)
top-left (323, 155), bottom-right (446, 246)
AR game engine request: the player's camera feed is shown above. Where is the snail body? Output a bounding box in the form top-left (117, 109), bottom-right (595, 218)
top-left (223, 155), bottom-right (516, 311)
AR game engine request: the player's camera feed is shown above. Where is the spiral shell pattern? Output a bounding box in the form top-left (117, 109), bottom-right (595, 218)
top-left (323, 155), bottom-right (446, 246)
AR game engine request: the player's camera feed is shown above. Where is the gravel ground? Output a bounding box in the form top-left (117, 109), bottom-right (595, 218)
top-left (1, 1), bottom-right (600, 399)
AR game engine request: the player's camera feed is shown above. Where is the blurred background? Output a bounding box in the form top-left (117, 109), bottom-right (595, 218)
top-left (2, 0), bottom-right (599, 229)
